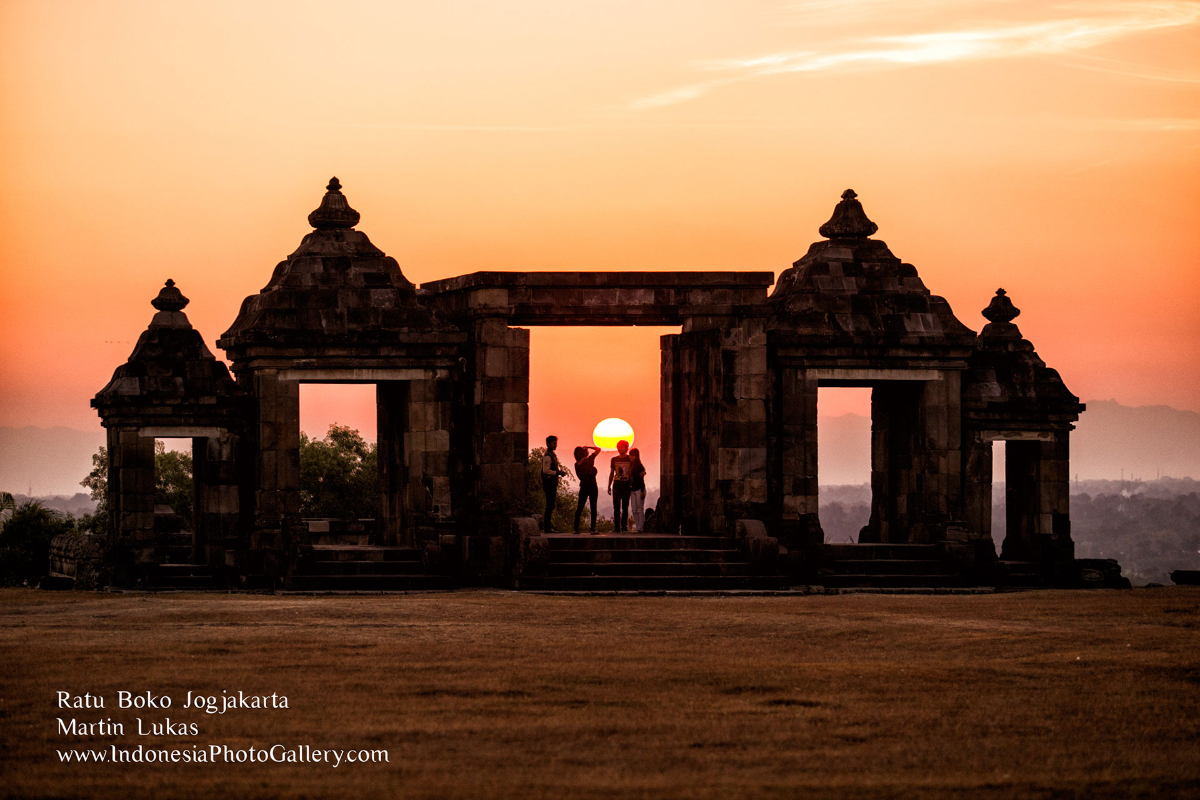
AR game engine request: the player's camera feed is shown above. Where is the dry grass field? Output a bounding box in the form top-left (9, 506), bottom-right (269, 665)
top-left (2, 588), bottom-right (1199, 799)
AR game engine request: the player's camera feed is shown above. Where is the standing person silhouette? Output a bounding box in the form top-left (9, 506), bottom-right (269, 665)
top-left (607, 439), bottom-right (634, 533)
top-left (541, 435), bottom-right (567, 533)
top-left (629, 447), bottom-right (647, 532)
top-left (573, 445), bottom-right (601, 534)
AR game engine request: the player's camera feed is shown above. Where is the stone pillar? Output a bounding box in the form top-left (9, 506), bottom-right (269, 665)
top-left (1003, 440), bottom-right (1038, 559)
top-left (377, 381), bottom-right (408, 546)
top-left (661, 323), bottom-right (770, 538)
top-left (659, 335), bottom-right (679, 532)
top-left (247, 370), bottom-right (299, 585)
top-left (660, 330), bottom-right (720, 535)
top-left (716, 323), bottom-right (770, 530)
top-left (252, 370), bottom-right (301, 526)
top-left (1038, 433), bottom-right (1073, 554)
top-left (470, 319), bottom-right (530, 516)
top-left (775, 366), bottom-right (820, 546)
top-left (915, 370), bottom-right (962, 539)
top-left (1002, 433), bottom-right (1073, 562)
top-left (407, 377), bottom-right (454, 522)
top-left (867, 382), bottom-right (920, 543)
top-left (377, 378), bottom-right (455, 548)
top-left (866, 373), bottom-right (961, 544)
top-left (191, 432), bottom-right (240, 572)
top-left (962, 432), bottom-right (994, 542)
top-left (107, 426), bottom-right (156, 582)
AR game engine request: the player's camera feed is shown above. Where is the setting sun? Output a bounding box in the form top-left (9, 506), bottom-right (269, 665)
top-left (593, 418), bottom-right (634, 451)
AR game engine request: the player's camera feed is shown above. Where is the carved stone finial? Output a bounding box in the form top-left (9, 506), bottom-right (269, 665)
top-left (151, 279), bottom-right (189, 312)
top-left (982, 288), bottom-right (1020, 324)
top-left (818, 188), bottom-right (878, 239)
top-left (307, 176), bottom-right (360, 230)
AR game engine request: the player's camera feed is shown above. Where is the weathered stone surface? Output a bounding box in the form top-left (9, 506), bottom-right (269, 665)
top-left (49, 533), bottom-right (108, 589)
top-left (422, 270), bottom-right (774, 327)
top-left (220, 180), bottom-right (462, 356)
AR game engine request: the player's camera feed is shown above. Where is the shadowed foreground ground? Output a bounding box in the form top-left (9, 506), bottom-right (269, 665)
top-left (2, 588), bottom-right (1199, 799)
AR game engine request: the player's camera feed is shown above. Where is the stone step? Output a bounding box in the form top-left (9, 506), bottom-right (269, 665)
top-left (155, 547), bottom-right (195, 563)
top-left (818, 573), bottom-right (965, 589)
top-left (311, 533), bottom-right (373, 546)
top-left (545, 535), bottom-right (737, 551)
top-left (820, 559), bottom-right (954, 576)
top-left (283, 574), bottom-right (453, 591)
top-left (822, 543), bottom-right (942, 560)
top-left (546, 548), bottom-right (742, 564)
top-left (301, 545), bottom-right (423, 563)
top-left (518, 575), bottom-right (791, 591)
top-left (547, 561), bottom-right (754, 577)
top-left (296, 561), bottom-right (432, 576)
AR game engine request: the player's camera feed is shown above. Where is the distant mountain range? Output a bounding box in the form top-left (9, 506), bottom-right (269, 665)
top-left (2, 400), bottom-right (1197, 496)
top-left (0, 425), bottom-right (106, 498)
top-left (816, 399), bottom-right (1200, 486)
top-left (1071, 400), bottom-right (1200, 482)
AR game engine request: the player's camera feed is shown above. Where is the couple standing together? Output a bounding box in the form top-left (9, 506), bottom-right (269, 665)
top-left (541, 436), bottom-right (647, 534)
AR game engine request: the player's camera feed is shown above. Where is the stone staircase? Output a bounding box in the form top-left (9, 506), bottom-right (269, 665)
top-left (147, 528), bottom-right (219, 589)
top-left (517, 533), bottom-right (791, 591)
top-left (284, 528), bottom-right (451, 591)
top-left (817, 543), bottom-right (965, 588)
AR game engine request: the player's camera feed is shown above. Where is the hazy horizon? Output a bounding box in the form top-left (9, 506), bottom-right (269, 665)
top-left (5, 398), bottom-right (1197, 497)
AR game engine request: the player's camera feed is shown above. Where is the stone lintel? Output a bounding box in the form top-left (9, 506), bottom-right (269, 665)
top-left (228, 355), bottom-right (460, 375)
top-left (811, 368), bottom-right (942, 383)
top-left (423, 271), bottom-right (776, 325)
top-left (979, 430), bottom-right (1057, 442)
top-left (277, 368), bottom-right (448, 382)
top-left (139, 426), bottom-right (226, 439)
top-left (422, 270), bottom-right (776, 292)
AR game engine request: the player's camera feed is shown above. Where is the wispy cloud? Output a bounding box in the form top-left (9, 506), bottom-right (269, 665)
top-left (632, 1), bottom-right (1200, 108)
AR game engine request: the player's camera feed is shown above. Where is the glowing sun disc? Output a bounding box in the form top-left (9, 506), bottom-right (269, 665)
top-left (593, 418), bottom-right (634, 450)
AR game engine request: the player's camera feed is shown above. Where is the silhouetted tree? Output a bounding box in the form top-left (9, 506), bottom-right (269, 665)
top-left (79, 444), bottom-right (194, 533)
top-left (299, 425), bottom-right (378, 519)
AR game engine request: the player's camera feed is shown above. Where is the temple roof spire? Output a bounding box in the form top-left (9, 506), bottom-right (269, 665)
top-left (307, 176), bottom-right (360, 230)
top-left (151, 278), bottom-right (188, 312)
top-left (818, 189), bottom-right (878, 239)
top-left (149, 279), bottom-right (192, 329)
top-left (982, 288), bottom-right (1020, 324)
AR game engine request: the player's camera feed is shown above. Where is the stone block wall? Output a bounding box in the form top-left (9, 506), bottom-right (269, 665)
top-left (660, 322), bottom-right (771, 536)
top-left (864, 373), bottom-right (963, 543)
top-left (468, 319), bottom-right (530, 516)
top-left (377, 378), bottom-right (455, 547)
top-left (963, 433), bottom-right (995, 543)
top-left (107, 427), bottom-right (157, 583)
top-left (191, 432), bottom-right (241, 571)
top-left (235, 370), bottom-right (300, 585)
top-left (249, 370), bottom-right (301, 526)
top-left (771, 365), bottom-right (821, 546)
top-left (1002, 434), bottom-right (1073, 562)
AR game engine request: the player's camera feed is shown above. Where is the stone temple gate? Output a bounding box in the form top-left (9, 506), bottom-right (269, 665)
top-left (84, 180), bottom-right (1124, 591)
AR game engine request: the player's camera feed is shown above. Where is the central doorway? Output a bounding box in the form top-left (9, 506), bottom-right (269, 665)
top-left (528, 326), bottom-right (678, 532)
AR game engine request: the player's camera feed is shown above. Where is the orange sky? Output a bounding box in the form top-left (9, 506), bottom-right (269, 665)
top-left (2, 0), bottom-right (1198, 478)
